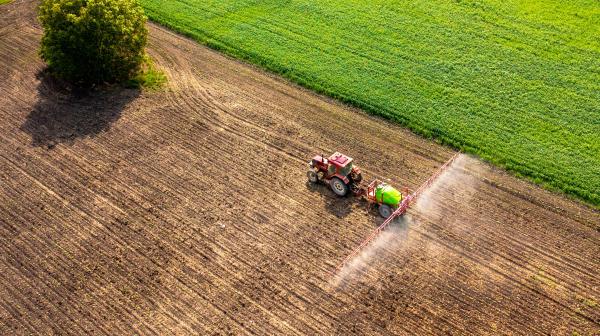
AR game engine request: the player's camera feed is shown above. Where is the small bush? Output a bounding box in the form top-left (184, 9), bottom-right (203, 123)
top-left (39, 0), bottom-right (148, 85)
top-left (125, 57), bottom-right (167, 90)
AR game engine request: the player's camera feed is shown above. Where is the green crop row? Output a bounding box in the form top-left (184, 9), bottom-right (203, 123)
top-left (140, 0), bottom-right (600, 208)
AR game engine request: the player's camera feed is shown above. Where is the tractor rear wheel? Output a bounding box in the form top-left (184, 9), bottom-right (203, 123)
top-left (378, 204), bottom-right (394, 218)
top-left (330, 177), bottom-right (349, 197)
top-left (307, 170), bottom-right (318, 183)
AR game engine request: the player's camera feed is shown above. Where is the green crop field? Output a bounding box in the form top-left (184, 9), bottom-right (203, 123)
top-left (140, 0), bottom-right (600, 207)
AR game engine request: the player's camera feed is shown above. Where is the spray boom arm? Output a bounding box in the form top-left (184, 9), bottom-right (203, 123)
top-left (332, 152), bottom-right (460, 274)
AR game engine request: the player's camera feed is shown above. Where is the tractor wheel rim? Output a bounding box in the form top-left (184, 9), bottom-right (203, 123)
top-left (334, 182), bottom-right (343, 191)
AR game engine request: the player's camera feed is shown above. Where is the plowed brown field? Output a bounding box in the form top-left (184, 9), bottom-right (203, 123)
top-left (1, 1), bottom-right (599, 335)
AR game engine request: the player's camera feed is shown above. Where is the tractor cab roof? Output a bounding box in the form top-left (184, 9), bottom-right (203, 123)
top-left (328, 152), bottom-right (353, 168)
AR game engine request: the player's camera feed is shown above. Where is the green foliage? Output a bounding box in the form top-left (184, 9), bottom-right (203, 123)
top-left (38, 0), bottom-right (148, 84)
top-left (0, 0), bottom-right (13, 5)
top-left (125, 57), bottom-right (167, 90)
top-left (140, 0), bottom-right (600, 207)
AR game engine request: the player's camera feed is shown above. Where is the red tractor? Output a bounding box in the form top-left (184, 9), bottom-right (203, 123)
top-left (307, 152), bottom-right (363, 196)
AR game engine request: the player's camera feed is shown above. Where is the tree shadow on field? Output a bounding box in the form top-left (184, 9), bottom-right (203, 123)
top-left (21, 70), bottom-right (140, 148)
top-left (305, 181), bottom-right (353, 218)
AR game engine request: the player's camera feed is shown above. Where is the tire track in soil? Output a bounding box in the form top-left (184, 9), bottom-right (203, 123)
top-left (0, 160), bottom-right (192, 335)
top-left (0, 109), bottom-right (342, 334)
top-left (0, 156), bottom-right (256, 335)
top-left (0, 124), bottom-right (368, 336)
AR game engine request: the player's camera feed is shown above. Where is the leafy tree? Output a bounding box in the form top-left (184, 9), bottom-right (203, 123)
top-left (38, 0), bottom-right (148, 85)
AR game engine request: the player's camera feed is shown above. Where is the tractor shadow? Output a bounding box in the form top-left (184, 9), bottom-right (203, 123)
top-left (305, 182), bottom-right (354, 218)
top-left (21, 69), bottom-right (140, 148)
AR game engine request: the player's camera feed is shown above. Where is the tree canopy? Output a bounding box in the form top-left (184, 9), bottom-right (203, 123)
top-left (39, 0), bottom-right (148, 84)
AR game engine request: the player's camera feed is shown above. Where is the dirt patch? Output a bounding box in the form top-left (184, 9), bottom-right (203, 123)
top-left (0, 1), bottom-right (599, 335)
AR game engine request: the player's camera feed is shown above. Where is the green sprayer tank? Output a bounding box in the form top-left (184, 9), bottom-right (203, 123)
top-left (375, 183), bottom-right (402, 206)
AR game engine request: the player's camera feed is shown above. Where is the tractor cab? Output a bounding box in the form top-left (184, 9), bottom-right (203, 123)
top-left (308, 152), bottom-right (363, 197)
top-left (311, 152), bottom-right (354, 176)
top-left (327, 152), bottom-right (354, 177)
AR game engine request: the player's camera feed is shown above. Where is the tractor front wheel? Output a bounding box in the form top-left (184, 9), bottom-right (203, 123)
top-left (378, 204), bottom-right (394, 218)
top-left (331, 177), bottom-right (349, 197)
top-left (307, 170), bottom-right (318, 183)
